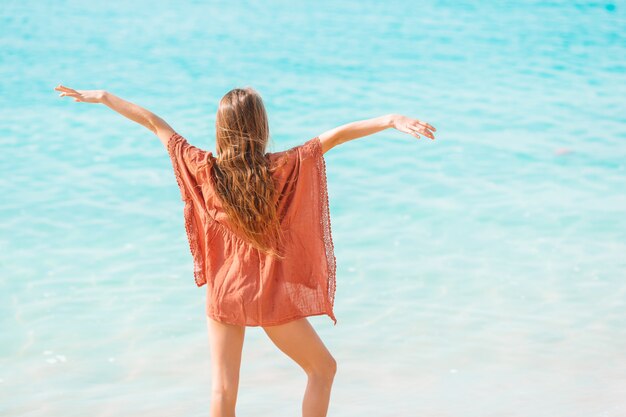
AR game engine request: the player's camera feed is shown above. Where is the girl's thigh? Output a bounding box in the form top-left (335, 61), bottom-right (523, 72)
top-left (262, 317), bottom-right (336, 374)
top-left (206, 316), bottom-right (246, 386)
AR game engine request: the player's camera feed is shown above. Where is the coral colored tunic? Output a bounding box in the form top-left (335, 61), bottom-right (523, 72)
top-left (167, 132), bottom-right (337, 327)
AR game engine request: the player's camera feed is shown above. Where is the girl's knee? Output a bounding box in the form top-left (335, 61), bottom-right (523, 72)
top-left (305, 355), bottom-right (337, 380)
top-left (211, 382), bottom-right (239, 405)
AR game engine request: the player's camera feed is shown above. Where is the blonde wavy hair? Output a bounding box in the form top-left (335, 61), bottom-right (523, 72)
top-left (213, 87), bottom-right (286, 259)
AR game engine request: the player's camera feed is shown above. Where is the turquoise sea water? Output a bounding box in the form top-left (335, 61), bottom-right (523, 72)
top-left (2, 1), bottom-right (625, 416)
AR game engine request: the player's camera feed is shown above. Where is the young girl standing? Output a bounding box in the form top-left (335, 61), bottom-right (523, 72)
top-left (54, 84), bottom-right (436, 417)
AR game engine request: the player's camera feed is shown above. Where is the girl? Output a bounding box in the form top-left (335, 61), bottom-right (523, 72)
top-left (54, 84), bottom-right (436, 417)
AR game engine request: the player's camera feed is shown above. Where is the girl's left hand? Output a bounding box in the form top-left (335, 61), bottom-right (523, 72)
top-left (54, 84), bottom-right (105, 103)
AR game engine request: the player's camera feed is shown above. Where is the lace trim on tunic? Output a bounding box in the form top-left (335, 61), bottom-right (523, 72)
top-left (312, 136), bottom-right (338, 325)
top-left (167, 132), bottom-right (206, 287)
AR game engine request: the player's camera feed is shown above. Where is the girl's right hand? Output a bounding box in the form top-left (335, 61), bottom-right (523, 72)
top-left (391, 114), bottom-right (436, 140)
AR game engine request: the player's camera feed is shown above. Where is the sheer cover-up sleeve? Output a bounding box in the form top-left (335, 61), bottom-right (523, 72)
top-left (167, 132), bottom-right (213, 287)
top-left (285, 136), bottom-right (338, 324)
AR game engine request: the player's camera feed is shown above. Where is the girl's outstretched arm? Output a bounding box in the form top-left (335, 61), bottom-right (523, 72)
top-left (54, 84), bottom-right (175, 148)
top-left (317, 114), bottom-right (436, 154)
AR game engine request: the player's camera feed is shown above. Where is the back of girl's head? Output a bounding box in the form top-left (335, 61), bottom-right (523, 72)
top-left (212, 87), bottom-right (285, 259)
top-left (216, 87), bottom-right (269, 156)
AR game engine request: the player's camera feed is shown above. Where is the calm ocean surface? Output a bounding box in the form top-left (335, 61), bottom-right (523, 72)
top-left (2, 1), bottom-right (625, 416)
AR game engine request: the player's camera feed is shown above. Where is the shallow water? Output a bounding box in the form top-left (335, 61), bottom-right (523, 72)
top-left (2, 1), bottom-right (625, 416)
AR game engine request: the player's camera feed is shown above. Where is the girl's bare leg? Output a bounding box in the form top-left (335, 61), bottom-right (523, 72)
top-left (262, 317), bottom-right (337, 417)
top-left (206, 316), bottom-right (246, 417)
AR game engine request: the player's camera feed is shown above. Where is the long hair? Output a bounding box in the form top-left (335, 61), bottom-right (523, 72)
top-left (213, 87), bottom-right (286, 259)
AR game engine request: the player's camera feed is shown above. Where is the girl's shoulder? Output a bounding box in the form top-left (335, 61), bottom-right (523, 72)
top-left (266, 136), bottom-right (320, 171)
